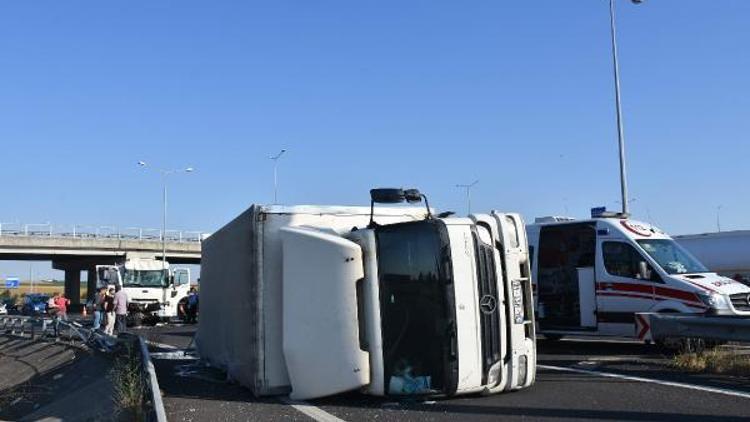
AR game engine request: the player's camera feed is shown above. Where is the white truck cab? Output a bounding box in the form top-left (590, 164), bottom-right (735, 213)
top-left (527, 209), bottom-right (750, 338)
top-left (96, 258), bottom-right (191, 324)
top-left (198, 188), bottom-right (536, 400)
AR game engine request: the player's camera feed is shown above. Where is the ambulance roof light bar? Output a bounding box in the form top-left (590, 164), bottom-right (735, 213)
top-left (591, 206), bottom-right (629, 219)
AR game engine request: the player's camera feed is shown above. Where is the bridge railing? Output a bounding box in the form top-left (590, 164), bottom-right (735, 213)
top-left (0, 222), bottom-right (208, 243)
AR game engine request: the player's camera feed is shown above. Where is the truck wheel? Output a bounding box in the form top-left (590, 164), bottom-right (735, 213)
top-left (177, 298), bottom-right (189, 322)
top-left (130, 313), bottom-right (144, 328)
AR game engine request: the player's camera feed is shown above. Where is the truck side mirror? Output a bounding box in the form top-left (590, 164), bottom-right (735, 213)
top-left (638, 261), bottom-right (651, 280)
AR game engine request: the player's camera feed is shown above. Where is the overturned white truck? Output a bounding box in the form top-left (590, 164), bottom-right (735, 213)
top-left (197, 189), bottom-right (536, 400)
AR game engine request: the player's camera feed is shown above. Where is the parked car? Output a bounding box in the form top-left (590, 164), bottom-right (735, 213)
top-left (21, 294), bottom-right (49, 315)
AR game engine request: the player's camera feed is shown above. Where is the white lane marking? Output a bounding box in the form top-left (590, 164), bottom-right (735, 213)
top-left (280, 397), bottom-right (347, 422)
top-left (539, 364), bottom-right (750, 400)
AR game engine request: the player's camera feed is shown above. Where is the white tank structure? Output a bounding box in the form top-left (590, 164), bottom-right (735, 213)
top-left (675, 230), bottom-right (750, 285)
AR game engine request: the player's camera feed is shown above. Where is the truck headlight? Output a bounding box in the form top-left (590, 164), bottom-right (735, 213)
top-left (698, 293), bottom-right (730, 311)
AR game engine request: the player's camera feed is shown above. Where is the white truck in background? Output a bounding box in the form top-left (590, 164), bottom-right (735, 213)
top-left (675, 230), bottom-right (750, 286)
top-left (96, 258), bottom-right (191, 325)
top-left (527, 208), bottom-right (750, 340)
top-left (197, 188), bottom-right (536, 400)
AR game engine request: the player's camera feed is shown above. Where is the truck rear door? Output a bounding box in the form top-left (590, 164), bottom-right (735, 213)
top-left (280, 226), bottom-right (370, 400)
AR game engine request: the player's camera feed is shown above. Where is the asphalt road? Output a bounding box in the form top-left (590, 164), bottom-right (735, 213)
top-left (133, 325), bottom-right (750, 422)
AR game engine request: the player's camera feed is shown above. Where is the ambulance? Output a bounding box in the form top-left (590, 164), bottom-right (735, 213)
top-left (527, 208), bottom-right (750, 338)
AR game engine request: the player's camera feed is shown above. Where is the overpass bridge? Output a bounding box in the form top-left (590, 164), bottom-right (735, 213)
top-left (0, 223), bottom-right (205, 303)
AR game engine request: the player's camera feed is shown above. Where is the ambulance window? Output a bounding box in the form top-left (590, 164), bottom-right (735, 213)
top-left (603, 241), bottom-right (659, 282)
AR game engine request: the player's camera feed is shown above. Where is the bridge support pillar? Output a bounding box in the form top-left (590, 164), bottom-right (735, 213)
top-left (87, 268), bottom-right (97, 301)
top-left (64, 270), bottom-right (81, 305)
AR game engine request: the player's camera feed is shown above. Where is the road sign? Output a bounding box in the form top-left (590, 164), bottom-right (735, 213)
top-left (5, 278), bottom-right (20, 289)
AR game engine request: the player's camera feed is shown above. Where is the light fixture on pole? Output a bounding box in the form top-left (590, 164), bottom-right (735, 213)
top-left (456, 180), bottom-right (479, 215)
top-left (138, 161), bottom-right (194, 277)
top-left (269, 149), bottom-right (287, 204)
top-left (608, 0), bottom-right (644, 216)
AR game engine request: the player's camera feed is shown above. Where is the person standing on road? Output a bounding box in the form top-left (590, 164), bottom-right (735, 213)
top-left (54, 293), bottom-right (70, 321)
top-left (113, 285), bottom-right (128, 334)
top-left (104, 288), bottom-right (116, 336)
top-left (46, 293), bottom-right (59, 318)
top-left (92, 287), bottom-right (107, 331)
top-left (186, 287), bottom-right (199, 324)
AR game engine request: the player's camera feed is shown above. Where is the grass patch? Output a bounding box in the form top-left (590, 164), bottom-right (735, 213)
top-left (110, 343), bottom-right (146, 421)
top-left (672, 347), bottom-right (750, 376)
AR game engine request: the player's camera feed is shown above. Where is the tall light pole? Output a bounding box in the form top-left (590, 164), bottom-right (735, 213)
top-left (716, 205), bottom-right (723, 232)
top-left (269, 149), bottom-right (287, 204)
top-left (456, 180), bottom-right (479, 215)
top-left (609, 0), bottom-right (643, 216)
top-left (138, 161), bottom-right (194, 274)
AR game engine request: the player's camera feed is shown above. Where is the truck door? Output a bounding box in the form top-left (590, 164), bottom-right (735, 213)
top-left (280, 226), bottom-right (370, 400)
top-left (173, 268), bottom-right (190, 287)
top-left (171, 268), bottom-right (191, 305)
top-left (596, 239), bottom-right (658, 326)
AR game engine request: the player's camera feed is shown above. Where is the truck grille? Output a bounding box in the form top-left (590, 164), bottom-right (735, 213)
top-left (730, 293), bottom-right (750, 312)
top-left (473, 234), bottom-right (502, 385)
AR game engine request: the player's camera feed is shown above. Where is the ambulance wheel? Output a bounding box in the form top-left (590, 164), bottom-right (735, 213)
top-left (544, 334), bottom-right (564, 341)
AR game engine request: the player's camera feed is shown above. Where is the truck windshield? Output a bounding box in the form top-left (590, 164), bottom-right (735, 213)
top-left (376, 220), bottom-right (455, 396)
top-left (122, 269), bottom-right (167, 288)
top-left (636, 239), bottom-right (709, 275)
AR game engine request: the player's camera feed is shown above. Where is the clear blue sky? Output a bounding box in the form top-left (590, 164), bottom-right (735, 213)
top-left (1, 1), bottom-right (748, 278)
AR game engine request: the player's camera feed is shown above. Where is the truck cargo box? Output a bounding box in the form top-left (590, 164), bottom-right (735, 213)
top-left (196, 204), bottom-right (430, 396)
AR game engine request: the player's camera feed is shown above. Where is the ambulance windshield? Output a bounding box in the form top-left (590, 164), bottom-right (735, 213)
top-left (636, 239), bottom-right (709, 275)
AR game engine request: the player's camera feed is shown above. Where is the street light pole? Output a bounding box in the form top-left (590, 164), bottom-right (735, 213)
top-left (138, 161), bottom-right (194, 274)
top-left (608, 0), bottom-right (643, 216)
top-left (269, 149), bottom-right (287, 204)
top-left (456, 180), bottom-right (479, 215)
top-left (716, 205), bottom-right (723, 232)
top-left (162, 173), bottom-right (167, 268)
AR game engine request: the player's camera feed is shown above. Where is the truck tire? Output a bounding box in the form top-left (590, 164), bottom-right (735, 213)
top-left (130, 313), bottom-right (144, 328)
top-left (177, 298), bottom-right (189, 322)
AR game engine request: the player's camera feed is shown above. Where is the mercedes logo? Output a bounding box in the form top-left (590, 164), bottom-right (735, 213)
top-left (746, 294), bottom-right (750, 307)
top-left (479, 295), bottom-right (497, 315)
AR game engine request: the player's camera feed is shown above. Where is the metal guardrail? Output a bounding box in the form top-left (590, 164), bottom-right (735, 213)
top-left (139, 336), bottom-right (168, 422)
top-left (1, 315), bottom-right (163, 418)
top-left (0, 315), bottom-right (117, 351)
top-left (636, 312), bottom-right (750, 343)
top-left (0, 222), bottom-right (209, 243)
